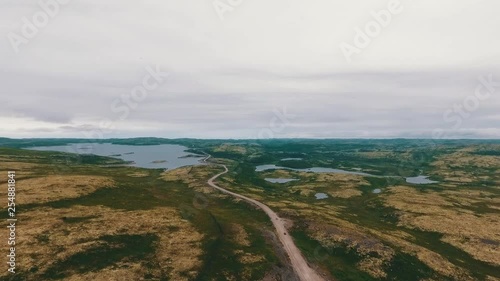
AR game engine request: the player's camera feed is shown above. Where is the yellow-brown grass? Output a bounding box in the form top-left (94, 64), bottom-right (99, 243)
top-left (230, 224), bottom-right (251, 247)
top-left (0, 205), bottom-right (204, 281)
top-left (213, 144), bottom-right (248, 154)
top-left (13, 175), bottom-right (115, 205)
top-left (384, 186), bottom-right (500, 266)
top-left (0, 161), bottom-right (39, 178)
top-left (261, 170), bottom-right (369, 199)
top-left (431, 148), bottom-right (500, 186)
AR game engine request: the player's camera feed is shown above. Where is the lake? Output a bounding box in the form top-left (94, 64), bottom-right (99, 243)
top-left (255, 164), bottom-right (376, 177)
top-left (315, 193), bottom-right (328, 199)
top-left (264, 178), bottom-right (298, 184)
top-left (256, 164), bottom-right (439, 184)
top-left (406, 175), bottom-right (438, 184)
top-left (28, 143), bottom-right (205, 170)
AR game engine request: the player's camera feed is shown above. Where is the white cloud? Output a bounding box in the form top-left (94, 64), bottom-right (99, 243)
top-left (1, 0), bottom-right (499, 138)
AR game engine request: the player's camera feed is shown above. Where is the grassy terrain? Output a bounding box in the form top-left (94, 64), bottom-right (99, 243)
top-left (0, 146), bottom-right (288, 281)
top-left (0, 138), bottom-right (499, 281)
top-left (200, 139), bottom-right (500, 281)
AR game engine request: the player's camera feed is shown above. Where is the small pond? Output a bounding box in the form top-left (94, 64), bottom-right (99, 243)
top-left (406, 175), bottom-right (438, 184)
top-left (315, 193), bottom-right (329, 199)
top-left (264, 178), bottom-right (298, 184)
top-left (255, 164), bottom-right (376, 177)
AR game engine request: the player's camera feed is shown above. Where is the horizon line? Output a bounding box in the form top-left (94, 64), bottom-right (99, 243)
top-left (2, 137), bottom-right (500, 141)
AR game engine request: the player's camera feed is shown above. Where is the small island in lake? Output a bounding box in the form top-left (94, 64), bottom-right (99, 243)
top-left (151, 160), bottom-right (167, 164)
top-left (179, 154), bottom-right (204, 158)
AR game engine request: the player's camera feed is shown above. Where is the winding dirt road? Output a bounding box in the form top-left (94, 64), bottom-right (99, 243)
top-left (204, 155), bottom-right (325, 281)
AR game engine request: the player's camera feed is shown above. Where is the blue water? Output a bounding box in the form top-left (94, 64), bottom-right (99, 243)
top-left (28, 143), bottom-right (204, 170)
top-left (264, 178), bottom-right (298, 183)
top-left (256, 164), bottom-right (439, 184)
top-left (255, 164), bottom-right (375, 176)
top-left (406, 176), bottom-right (438, 184)
top-left (315, 193), bottom-right (328, 199)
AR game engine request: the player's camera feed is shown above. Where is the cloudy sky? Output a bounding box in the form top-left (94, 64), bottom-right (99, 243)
top-left (1, 0), bottom-right (499, 139)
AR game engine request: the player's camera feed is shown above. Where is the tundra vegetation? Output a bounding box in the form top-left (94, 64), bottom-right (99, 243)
top-left (0, 138), bottom-right (498, 281)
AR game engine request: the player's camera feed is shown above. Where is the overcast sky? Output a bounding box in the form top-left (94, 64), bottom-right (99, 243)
top-left (1, 0), bottom-right (499, 139)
